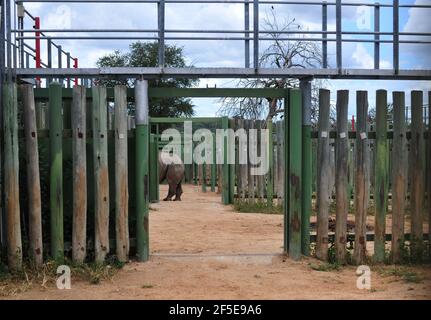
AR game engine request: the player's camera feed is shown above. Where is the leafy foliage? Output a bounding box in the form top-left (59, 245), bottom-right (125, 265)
top-left (97, 41), bottom-right (198, 118)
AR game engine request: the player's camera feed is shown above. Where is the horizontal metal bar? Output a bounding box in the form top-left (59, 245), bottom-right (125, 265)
top-left (13, 0), bottom-right (431, 8)
top-left (150, 117), bottom-right (222, 123)
top-left (15, 35), bottom-right (431, 44)
top-left (12, 29), bottom-right (431, 37)
top-left (30, 86), bottom-right (286, 99)
top-left (14, 67), bottom-right (431, 80)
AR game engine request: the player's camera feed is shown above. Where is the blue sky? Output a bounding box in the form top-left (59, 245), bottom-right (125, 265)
top-left (21, 0), bottom-right (431, 118)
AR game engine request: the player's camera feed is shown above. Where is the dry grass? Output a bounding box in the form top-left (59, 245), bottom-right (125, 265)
top-left (0, 257), bottom-right (124, 297)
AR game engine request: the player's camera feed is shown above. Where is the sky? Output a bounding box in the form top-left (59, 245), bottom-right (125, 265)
top-left (20, 0), bottom-right (431, 118)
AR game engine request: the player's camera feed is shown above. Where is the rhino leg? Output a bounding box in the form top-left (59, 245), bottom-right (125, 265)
top-left (163, 182), bottom-right (176, 201)
top-left (174, 182), bottom-right (183, 201)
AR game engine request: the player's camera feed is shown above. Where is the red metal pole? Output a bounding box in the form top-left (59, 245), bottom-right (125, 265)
top-left (34, 17), bottom-right (41, 84)
top-left (73, 58), bottom-right (78, 86)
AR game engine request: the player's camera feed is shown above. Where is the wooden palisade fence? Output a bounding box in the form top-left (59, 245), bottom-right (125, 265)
top-left (0, 83), bottom-right (429, 271)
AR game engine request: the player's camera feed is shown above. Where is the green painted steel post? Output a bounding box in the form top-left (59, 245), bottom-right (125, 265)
top-left (283, 90), bottom-right (290, 252)
top-left (149, 134), bottom-right (159, 202)
top-left (49, 82), bottom-right (64, 261)
top-left (374, 90), bottom-right (388, 263)
top-left (211, 132), bottom-right (217, 192)
top-left (300, 80), bottom-right (312, 256)
top-left (135, 80), bottom-right (150, 262)
top-left (267, 119), bottom-right (274, 207)
top-left (222, 116), bottom-right (230, 204)
top-left (288, 89), bottom-right (303, 260)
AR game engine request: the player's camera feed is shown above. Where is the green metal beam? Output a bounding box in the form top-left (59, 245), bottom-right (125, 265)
top-left (32, 87), bottom-right (286, 101)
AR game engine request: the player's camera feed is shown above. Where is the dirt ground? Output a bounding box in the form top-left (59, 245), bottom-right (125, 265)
top-left (3, 184), bottom-right (431, 300)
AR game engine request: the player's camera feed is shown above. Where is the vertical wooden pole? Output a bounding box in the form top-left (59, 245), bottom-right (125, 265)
top-left (301, 80), bottom-right (312, 256)
top-left (202, 162), bottom-right (207, 193)
top-left (374, 90), bottom-right (388, 263)
top-left (248, 120), bottom-right (255, 203)
top-left (211, 132), bottom-right (216, 192)
top-left (3, 82), bottom-right (22, 271)
top-left (71, 85), bottom-right (87, 263)
top-left (49, 82), bottom-right (63, 261)
top-left (92, 85), bottom-right (110, 263)
top-left (257, 121), bottom-right (265, 203)
top-left (114, 85), bottom-right (129, 262)
top-left (222, 116), bottom-right (230, 204)
top-left (391, 91), bottom-right (406, 263)
top-left (335, 90), bottom-right (349, 264)
top-left (409, 90), bottom-right (424, 261)
top-left (353, 91), bottom-right (369, 265)
top-left (21, 84), bottom-right (43, 267)
top-left (288, 89), bottom-right (302, 260)
top-left (229, 119), bottom-right (235, 203)
top-left (278, 120), bottom-right (285, 206)
top-left (135, 80), bottom-right (150, 262)
top-left (267, 119), bottom-right (274, 207)
top-left (316, 89), bottom-right (331, 261)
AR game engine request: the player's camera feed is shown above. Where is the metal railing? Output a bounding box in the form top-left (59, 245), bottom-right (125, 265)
top-left (1, 0), bottom-right (431, 79)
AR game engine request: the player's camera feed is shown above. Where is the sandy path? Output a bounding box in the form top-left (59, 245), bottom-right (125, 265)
top-left (3, 184), bottom-right (431, 300)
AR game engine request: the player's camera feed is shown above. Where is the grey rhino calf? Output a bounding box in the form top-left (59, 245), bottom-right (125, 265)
top-left (158, 151), bottom-right (185, 201)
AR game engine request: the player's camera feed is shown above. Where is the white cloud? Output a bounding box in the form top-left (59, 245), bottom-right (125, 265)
top-left (402, 0), bottom-right (431, 68)
top-left (351, 44), bottom-right (391, 69)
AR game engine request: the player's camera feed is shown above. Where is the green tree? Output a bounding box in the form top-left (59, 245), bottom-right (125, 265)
top-left (97, 41), bottom-right (198, 117)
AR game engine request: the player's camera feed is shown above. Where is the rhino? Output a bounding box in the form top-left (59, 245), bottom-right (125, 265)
top-left (158, 151), bottom-right (185, 201)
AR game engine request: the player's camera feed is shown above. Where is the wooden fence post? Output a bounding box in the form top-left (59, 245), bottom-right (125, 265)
top-left (49, 82), bottom-right (64, 261)
top-left (114, 85), bottom-right (129, 262)
top-left (301, 80), bottom-right (312, 256)
top-left (21, 84), bottom-right (43, 267)
top-left (72, 85), bottom-right (87, 263)
top-left (335, 90), bottom-right (349, 264)
top-left (353, 91), bottom-right (369, 265)
top-left (248, 120), bottom-right (255, 204)
top-left (267, 119), bottom-right (274, 207)
top-left (287, 89), bottom-right (302, 260)
top-left (278, 120), bottom-right (285, 206)
top-left (211, 132), bottom-right (217, 192)
top-left (409, 90), bottom-right (424, 261)
top-left (374, 90), bottom-right (388, 263)
top-left (221, 116), bottom-right (230, 204)
top-left (3, 82), bottom-right (22, 271)
top-left (391, 91), bottom-right (407, 263)
top-left (92, 85), bottom-right (110, 263)
top-left (316, 89), bottom-right (331, 261)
